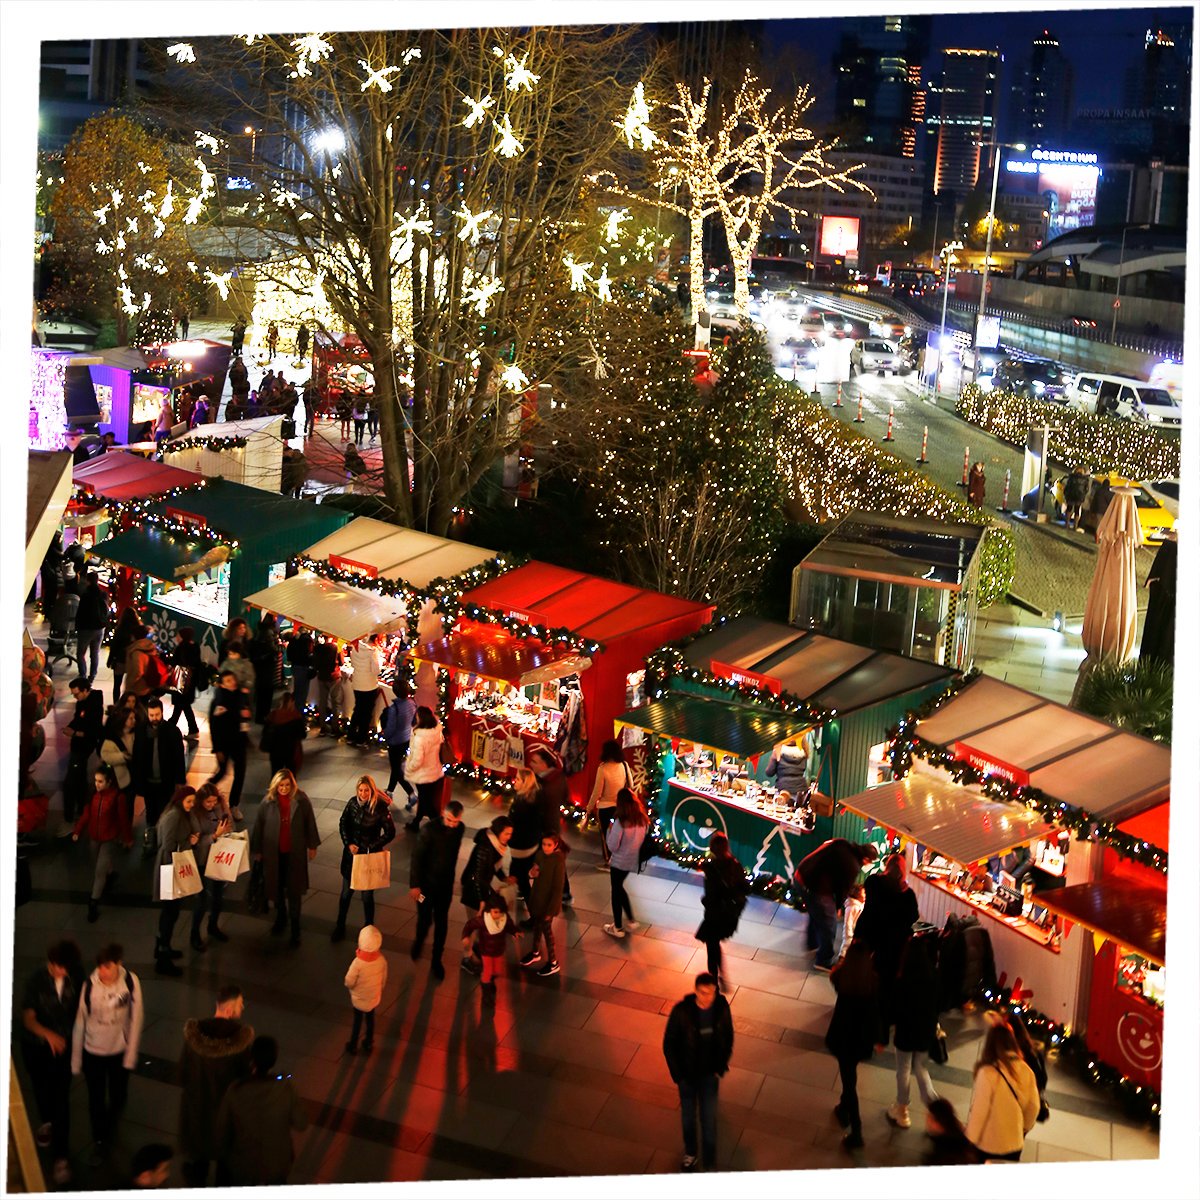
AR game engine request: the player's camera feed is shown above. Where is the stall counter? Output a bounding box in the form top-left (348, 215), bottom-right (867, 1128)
top-left (448, 708), bottom-right (559, 776)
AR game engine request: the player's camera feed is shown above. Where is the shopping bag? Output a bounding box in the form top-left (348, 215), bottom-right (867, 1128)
top-left (350, 849), bottom-right (392, 892)
top-left (485, 735), bottom-right (508, 771)
top-left (507, 737), bottom-right (525, 769)
top-left (172, 849), bottom-right (203, 898)
top-left (205, 833), bottom-right (249, 882)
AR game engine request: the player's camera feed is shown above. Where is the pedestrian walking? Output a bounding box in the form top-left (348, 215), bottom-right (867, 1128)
top-left (404, 705), bottom-right (446, 830)
top-left (964, 1018), bottom-right (1040, 1161)
top-left (825, 938), bottom-right (882, 1151)
top-left (250, 614), bottom-right (282, 725)
top-left (99, 706), bottom-right (138, 792)
top-left (351, 395), bottom-right (368, 446)
top-left (346, 635), bottom-right (382, 746)
top-left (177, 310), bottom-right (190, 339)
top-left (73, 572), bottom-right (109, 684)
top-left (165, 627), bottom-right (203, 740)
top-left (63, 676), bottom-right (104, 823)
top-left (527, 746), bottom-right (573, 904)
top-left (190, 783), bottom-right (234, 949)
top-left (796, 839), bottom-right (880, 971)
top-left (887, 927), bottom-right (941, 1129)
top-left (295, 324), bottom-right (310, 361)
top-left (266, 323), bottom-right (279, 358)
top-left (73, 765), bottom-right (133, 923)
top-left (662, 973), bottom-right (734, 1173)
top-left (285, 629), bottom-right (314, 712)
top-left (20, 939), bottom-right (83, 1186)
top-left (586, 739), bottom-right (629, 868)
top-left (409, 800), bottom-right (465, 981)
top-left (1064, 466), bottom-right (1090, 530)
top-left (132, 697), bottom-right (187, 847)
top-left (312, 636), bottom-right (340, 729)
top-left (855, 850), bottom-right (919, 1031)
top-left (177, 985), bottom-right (254, 1187)
top-left (152, 785), bottom-right (202, 976)
top-left (189, 393), bottom-right (210, 428)
top-left (461, 895), bottom-right (519, 1004)
top-left (208, 671), bottom-right (250, 821)
top-left (262, 691), bottom-right (308, 776)
top-left (344, 925), bottom-right (387, 1055)
top-left (71, 943), bottom-right (144, 1166)
top-left (250, 769), bottom-right (320, 948)
top-left (695, 833), bottom-right (749, 989)
top-left (460, 816), bottom-right (516, 922)
top-left (107, 608), bottom-right (142, 708)
top-left (336, 393), bottom-right (353, 441)
top-left (122, 624), bottom-right (167, 703)
top-left (332, 776), bottom-right (396, 942)
top-left (518, 831), bottom-right (567, 977)
top-left (215, 1036), bottom-right (308, 1186)
top-left (301, 380), bottom-right (319, 438)
top-left (366, 393), bottom-right (380, 441)
top-left (230, 319), bottom-right (246, 356)
top-left (967, 461), bottom-right (986, 507)
top-left (603, 788), bottom-right (648, 939)
top-left (381, 683), bottom-right (416, 803)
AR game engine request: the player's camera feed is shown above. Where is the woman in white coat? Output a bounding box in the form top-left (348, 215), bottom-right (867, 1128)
top-left (404, 706), bottom-right (446, 832)
top-left (964, 1018), bottom-right (1041, 1161)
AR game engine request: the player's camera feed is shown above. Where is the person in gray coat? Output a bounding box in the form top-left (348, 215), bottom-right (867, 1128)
top-left (765, 741), bottom-right (809, 798)
top-left (152, 786), bottom-right (202, 977)
top-left (250, 770), bottom-right (320, 948)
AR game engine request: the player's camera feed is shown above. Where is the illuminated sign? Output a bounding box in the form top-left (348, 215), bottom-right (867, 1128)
top-left (711, 660), bottom-right (782, 695)
top-left (164, 507), bottom-right (207, 533)
top-left (819, 215), bottom-right (860, 259)
top-left (1031, 148), bottom-right (1098, 164)
top-left (329, 554), bottom-right (378, 579)
top-left (1005, 153), bottom-right (1100, 240)
top-left (952, 741), bottom-right (1031, 787)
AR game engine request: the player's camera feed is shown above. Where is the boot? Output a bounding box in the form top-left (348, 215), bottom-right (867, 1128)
top-left (155, 938), bottom-right (183, 960)
top-left (155, 949), bottom-right (183, 978)
top-left (207, 921), bottom-right (230, 943)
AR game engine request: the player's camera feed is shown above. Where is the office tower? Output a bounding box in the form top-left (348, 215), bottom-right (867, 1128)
top-left (1010, 29), bottom-right (1074, 147)
top-left (927, 47), bottom-right (1002, 201)
top-left (39, 39), bottom-right (148, 151)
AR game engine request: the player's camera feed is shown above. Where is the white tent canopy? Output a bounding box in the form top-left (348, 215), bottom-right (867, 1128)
top-left (243, 571), bottom-right (407, 644)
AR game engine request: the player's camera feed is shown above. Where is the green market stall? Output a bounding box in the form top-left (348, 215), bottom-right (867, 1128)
top-left (618, 615), bottom-right (957, 884)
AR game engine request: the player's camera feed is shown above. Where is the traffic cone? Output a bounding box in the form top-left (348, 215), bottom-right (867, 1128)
top-left (853, 395), bottom-right (865, 423)
top-left (999, 468), bottom-right (1011, 513)
top-left (834, 382), bottom-right (844, 408)
top-left (882, 405), bottom-right (895, 442)
top-left (916, 425), bottom-right (929, 464)
top-left (958, 446), bottom-right (970, 488)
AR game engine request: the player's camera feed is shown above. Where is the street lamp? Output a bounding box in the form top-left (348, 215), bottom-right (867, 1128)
top-left (935, 240), bottom-right (964, 398)
top-left (968, 139), bottom-right (1025, 385)
top-left (313, 127), bottom-right (346, 156)
top-left (244, 125), bottom-right (258, 162)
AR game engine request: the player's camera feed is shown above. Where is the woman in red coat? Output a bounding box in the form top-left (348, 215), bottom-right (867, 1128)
top-left (72, 765), bottom-right (133, 923)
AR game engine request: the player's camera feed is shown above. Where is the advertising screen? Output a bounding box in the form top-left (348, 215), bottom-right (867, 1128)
top-left (1006, 150), bottom-right (1100, 241)
top-left (819, 215), bottom-right (860, 259)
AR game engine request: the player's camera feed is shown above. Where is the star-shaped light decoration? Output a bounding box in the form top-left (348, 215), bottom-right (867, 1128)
top-left (461, 93), bottom-right (495, 129)
top-left (504, 53), bottom-right (540, 92)
top-left (492, 115), bottom-right (523, 159)
top-left (290, 33), bottom-right (333, 78)
top-left (183, 195), bottom-right (203, 224)
top-left (595, 265), bottom-right (612, 303)
top-left (195, 131), bottom-right (220, 154)
top-left (167, 43), bottom-right (196, 64)
top-left (125, 216), bottom-right (139, 234)
top-left (115, 232), bottom-right (126, 251)
top-left (563, 254), bottom-right (593, 291)
top-left (463, 275), bottom-right (504, 316)
top-left (620, 82), bottom-right (656, 151)
top-left (456, 204), bottom-right (494, 245)
top-left (582, 340), bottom-right (610, 380)
top-left (402, 47), bottom-right (421, 65)
top-left (205, 269), bottom-right (233, 300)
top-left (152, 216), bottom-right (165, 238)
top-left (93, 205), bottom-right (109, 226)
top-left (500, 362), bottom-right (530, 392)
top-left (359, 59), bottom-right (403, 92)
top-left (603, 208), bottom-right (630, 244)
top-left (111, 189), bottom-right (124, 208)
top-left (96, 239), bottom-right (111, 255)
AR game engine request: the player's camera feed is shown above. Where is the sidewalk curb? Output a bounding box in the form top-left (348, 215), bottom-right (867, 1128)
top-left (1006, 593), bottom-right (1049, 618)
top-left (1003, 513), bottom-right (1096, 554)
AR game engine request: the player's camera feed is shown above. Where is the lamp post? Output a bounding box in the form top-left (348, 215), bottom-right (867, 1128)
top-left (1110, 224), bottom-right (1129, 340)
top-left (244, 125), bottom-right (258, 163)
top-left (969, 139), bottom-right (1025, 386)
top-left (935, 240), bottom-right (963, 399)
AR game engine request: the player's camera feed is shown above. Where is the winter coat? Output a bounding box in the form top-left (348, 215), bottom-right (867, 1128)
top-left (855, 873), bottom-right (920, 986)
top-left (798, 838), bottom-right (872, 905)
top-left (462, 911), bottom-right (518, 957)
top-left (824, 943), bottom-right (882, 1062)
top-left (381, 697), bottom-right (415, 746)
top-left (192, 805), bottom-right (227, 872)
top-left (75, 581), bottom-right (109, 631)
top-left (409, 818), bottom-right (465, 898)
top-left (587, 760), bottom-right (629, 813)
top-left (527, 846), bottom-right (566, 922)
top-left (73, 787), bottom-right (132, 845)
top-left (460, 827), bottom-right (509, 910)
top-left (250, 790), bottom-right (320, 898)
top-left (171, 640), bottom-right (204, 703)
top-left (696, 855), bottom-right (750, 942)
top-left (219, 655), bottom-right (256, 696)
top-left (71, 967), bottom-right (143, 1071)
top-left (99, 731), bottom-right (135, 790)
top-left (313, 641), bottom-right (338, 682)
top-left (663, 993), bottom-right (735, 1084)
top-left (967, 466), bottom-right (986, 507)
top-left (262, 706), bottom-right (307, 773)
top-left (892, 935), bottom-right (941, 1053)
top-left (67, 688), bottom-right (104, 757)
top-left (338, 796), bottom-right (396, 881)
top-left (507, 791), bottom-right (546, 854)
top-left (177, 1017), bottom-right (255, 1158)
top-left (131, 721), bottom-right (187, 797)
top-left (606, 818), bottom-right (647, 873)
top-left (152, 805), bottom-right (202, 901)
top-left (20, 964), bottom-right (82, 1047)
top-left (766, 744), bottom-right (809, 796)
top-left (348, 642), bottom-right (381, 690)
top-left (215, 1075), bottom-right (308, 1186)
top-left (123, 637), bottom-right (161, 698)
top-left (965, 1057), bottom-right (1040, 1158)
top-left (209, 687), bottom-right (248, 756)
top-left (344, 953), bottom-right (388, 1012)
top-left (404, 725), bottom-right (445, 786)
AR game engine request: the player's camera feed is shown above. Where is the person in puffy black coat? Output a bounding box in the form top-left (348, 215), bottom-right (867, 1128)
top-left (695, 834), bottom-right (749, 988)
top-left (825, 939), bottom-right (882, 1150)
top-left (409, 801), bottom-right (466, 980)
top-left (855, 852), bottom-right (920, 1031)
top-left (460, 817), bottom-right (515, 915)
top-left (888, 929), bottom-right (941, 1128)
top-left (331, 776), bottom-right (396, 942)
top-left (165, 627), bottom-right (204, 738)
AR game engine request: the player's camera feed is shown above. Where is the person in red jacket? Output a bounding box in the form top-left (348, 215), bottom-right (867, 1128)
top-left (72, 765), bottom-right (133, 923)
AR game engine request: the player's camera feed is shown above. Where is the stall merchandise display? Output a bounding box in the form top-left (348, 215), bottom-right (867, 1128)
top-left (668, 749), bottom-right (816, 834)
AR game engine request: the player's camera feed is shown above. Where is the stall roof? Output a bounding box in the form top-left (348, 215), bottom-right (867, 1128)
top-left (1038, 879), bottom-right (1167, 965)
top-left (615, 695), bottom-right (812, 761)
top-left (462, 561), bottom-right (713, 644)
top-left (838, 774), bottom-right (1056, 864)
top-left (1119, 802), bottom-right (1170, 855)
top-left (73, 451), bottom-right (203, 502)
top-left (916, 675), bottom-right (1172, 823)
top-left (26, 450), bottom-right (74, 597)
top-left (681, 616), bottom-right (956, 715)
top-left (148, 477), bottom-right (346, 544)
top-left (243, 572), bottom-right (408, 644)
top-left (301, 517), bottom-right (498, 589)
top-left (162, 414), bottom-right (282, 448)
top-left (412, 628), bottom-right (591, 688)
top-left (796, 511), bottom-right (986, 590)
top-left (88, 524), bottom-right (228, 582)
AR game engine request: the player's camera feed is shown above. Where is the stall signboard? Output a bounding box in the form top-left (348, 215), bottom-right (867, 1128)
top-left (952, 741), bottom-right (1031, 787)
top-left (710, 659), bottom-right (782, 696)
top-left (329, 554), bottom-right (378, 579)
top-left (164, 507), bottom-right (208, 533)
top-left (502, 606), bottom-right (547, 626)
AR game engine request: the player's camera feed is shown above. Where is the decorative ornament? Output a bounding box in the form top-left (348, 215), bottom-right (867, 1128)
top-left (620, 81), bottom-right (656, 150)
top-left (504, 53), bottom-right (540, 92)
top-left (595, 265), bottom-right (612, 303)
top-left (492, 115), bottom-right (523, 159)
top-left (563, 255), bottom-right (593, 291)
top-left (456, 204), bottom-right (494, 245)
top-left (461, 93), bottom-right (495, 128)
top-left (290, 33), bottom-right (333, 78)
top-left (499, 362), bottom-right (530, 392)
top-left (167, 43), bottom-right (196, 63)
top-left (359, 59), bottom-right (403, 92)
top-left (463, 275), bottom-right (504, 316)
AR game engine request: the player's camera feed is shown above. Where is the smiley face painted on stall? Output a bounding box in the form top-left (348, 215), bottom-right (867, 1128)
top-left (1116, 1010), bottom-right (1163, 1075)
top-left (670, 795), bottom-right (728, 853)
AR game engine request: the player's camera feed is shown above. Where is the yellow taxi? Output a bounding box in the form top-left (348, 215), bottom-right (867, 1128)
top-left (1094, 473), bottom-right (1178, 542)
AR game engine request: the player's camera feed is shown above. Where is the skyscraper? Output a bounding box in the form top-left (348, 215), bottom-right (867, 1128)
top-left (927, 47), bottom-right (1002, 201)
top-left (832, 14), bottom-right (933, 158)
top-left (1010, 30), bottom-right (1074, 147)
top-left (1123, 24), bottom-right (1192, 120)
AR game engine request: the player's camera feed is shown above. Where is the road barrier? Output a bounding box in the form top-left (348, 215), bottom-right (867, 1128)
top-left (999, 468), bottom-right (1011, 513)
top-left (834, 382), bottom-right (844, 408)
top-left (917, 426), bottom-right (929, 464)
top-left (882, 405), bottom-right (896, 442)
top-left (853, 396), bottom-right (864, 423)
top-left (959, 446), bottom-right (970, 488)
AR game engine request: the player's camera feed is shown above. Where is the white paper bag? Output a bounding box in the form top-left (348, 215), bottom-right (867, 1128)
top-left (172, 849), bottom-right (203, 898)
top-left (350, 849), bottom-right (392, 892)
top-left (159, 864), bottom-right (177, 900)
top-left (205, 834), bottom-right (249, 882)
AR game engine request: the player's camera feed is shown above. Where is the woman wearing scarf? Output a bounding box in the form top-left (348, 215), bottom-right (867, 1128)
top-left (331, 776), bottom-right (396, 943)
top-left (250, 770), bottom-right (320, 949)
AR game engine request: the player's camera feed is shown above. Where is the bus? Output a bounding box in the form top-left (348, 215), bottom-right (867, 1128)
top-left (891, 267), bottom-right (937, 298)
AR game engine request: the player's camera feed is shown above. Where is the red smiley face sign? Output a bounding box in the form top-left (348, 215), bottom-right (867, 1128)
top-left (1116, 1011), bottom-right (1162, 1074)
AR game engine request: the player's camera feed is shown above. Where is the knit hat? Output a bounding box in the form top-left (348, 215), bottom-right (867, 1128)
top-left (357, 925), bottom-right (382, 953)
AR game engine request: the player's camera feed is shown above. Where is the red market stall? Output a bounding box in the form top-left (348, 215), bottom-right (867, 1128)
top-left (412, 562), bottom-right (714, 803)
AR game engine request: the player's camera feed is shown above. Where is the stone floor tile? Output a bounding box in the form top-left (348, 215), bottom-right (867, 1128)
top-left (369, 1077), bottom-right (520, 1149)
top-left (590, 1092), bottom-right (685, 1147)
top-left (1024, 1108), bottom-right (1114, 1157)
top-left (608, 958), bottom-right (701, 1002)
top-left (1109, 1121), bottom-right (1161, 1160)
top-left (500, 1019), bottom-right (641, 1077)
top-left (576, 925), bottom-right (700, 971)
top-left (500, 1119), bottom-right (655, 1177)
top-left (581, 999), bottom-right (669, 1047)
top-left (725, 985), bottom-right (830, 1033)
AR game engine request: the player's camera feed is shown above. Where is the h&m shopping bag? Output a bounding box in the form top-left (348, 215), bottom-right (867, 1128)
top-left (205, 833), bottom-right (250, 882)
top-left (350, 849), bottom-right (392, 892)
top-left (161, 850), bottom-right (203, 899)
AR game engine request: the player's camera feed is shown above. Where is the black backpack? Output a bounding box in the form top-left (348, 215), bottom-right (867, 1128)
top-left (83, 969), bottom-right (134, 1013)
top-left (636, 828), bottom-right (661, 873)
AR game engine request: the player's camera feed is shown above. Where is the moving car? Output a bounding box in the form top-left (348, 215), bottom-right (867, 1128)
top-left (849, 339), bottom-right (902, 375)
top-left (820, 311), bottom-right (855, 339)
top-left (779, 336), bottom-right (821, 372)
top-left (1067, 372), bottom-right (1182, 428)
top-left (990, 357), bottom-right (1072, 401)
top-left (868, 314), bottom-right (911, 341)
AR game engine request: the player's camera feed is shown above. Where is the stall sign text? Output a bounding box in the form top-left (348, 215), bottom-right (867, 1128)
top-left (952, 742), bottom-right (1031, 787)
top-left (329, 554), bottom-right (378, 579)
top-left (711, 660), bottom-right (782, 696)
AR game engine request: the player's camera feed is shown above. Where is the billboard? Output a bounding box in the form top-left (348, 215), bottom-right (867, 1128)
top-left (1005, 150), bottom-right (1100, 241)
top-left (819, 215), bottom-right (860, 260)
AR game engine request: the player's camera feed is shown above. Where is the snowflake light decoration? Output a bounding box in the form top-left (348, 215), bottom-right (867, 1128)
top-left (359, 60), bottom-right (403, 92)
top-left (167, 43), bottom-right (196, 64)
top-left (563, 255), bottom-right (593, 291)
top-left (583, 340), bottom-right (610, 380)
top-left (462, 93), bottom-right (495, 129)
top-left (183, 196), bottom-right (203, 225)
top-left (402, 47), bottom-right (421, 65)
top-left (93, 205), bottom-right (109, 225)
top-left (463, 276), bottom-right (504, 316)
top-left (493, 115), bottom-right (523, 159)
top-left (500, 362), bottom-right (530, 392)
top-left (205, 269), bottom-right (233, 300)
top-left (504, 54), bottom-right (540, 92)
top-left (291, 33), bottom-right (333, 78)
top-left (159, 182), bottom-right (175, 219)
top-left (620, 82), bottom-right (656, 151)
top-left (456, 204), bottom-right (494, 245)
top-left (603, 208), bottom-right (630, 244)
top-left (595, 265), bottom-right (612, 303)
top-left (238, 34), bottom-right (263, 45)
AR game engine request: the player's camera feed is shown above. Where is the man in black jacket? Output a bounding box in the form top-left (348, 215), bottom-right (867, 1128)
top-left (73, 572), bottom-right (109, 684)
top-left (208, 672), bottom-right (250, 819)
top-left (662, 973), bottom-right (734, 1173)
top-left (409, 801), bottom-right (465, 981)
top-left (63, 677), bottom-right (104, 823)
top-left (132, 698), bottom-right (187, 846)
top-left (796, 839), bottom-right (879, 971)
top-left (311, 637), bottom-right (339, 731)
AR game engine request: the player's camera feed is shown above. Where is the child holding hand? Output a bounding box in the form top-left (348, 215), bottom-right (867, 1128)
top-left (461, 895), bottom-right (519, 1004)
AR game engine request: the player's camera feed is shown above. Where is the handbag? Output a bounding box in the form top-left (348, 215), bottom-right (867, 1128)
top-left (350, 849), bottom-right (392, 892)
top-left (205, 832), bottom-right (249, 882)
top-left (246, 858), bottom-right (268, 913)
top-left (440, 737), bottom-right (458, 767)
top-left (929, 1022), bottom-right (949, 1065)
top-left (171, 664), bottom-right (192, 692)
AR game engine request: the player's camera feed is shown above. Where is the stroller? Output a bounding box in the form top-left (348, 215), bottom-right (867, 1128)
top-left (46, 591), bottom-right (80, 672)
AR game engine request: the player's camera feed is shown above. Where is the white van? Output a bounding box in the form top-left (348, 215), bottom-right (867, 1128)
top-left (1066, 373), bottom-right (1182, 428)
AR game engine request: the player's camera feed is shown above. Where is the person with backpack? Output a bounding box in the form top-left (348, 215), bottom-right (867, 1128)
top-left (73, 765), bottom-right (134, 923)
top-left (964, 1017), bottom-right (1041, 1161)
top-left (132, 697), bottom-right (187, 849)
top-left (71, 943), bottom-right (144, 1166)
top-left (586, 739), bottom-right (630, 870)
top-left (695, 833), bottom-right (749, 989)
top-left (123, 625), bottom-right (171, 702)
top-left (165, 627), bottom-right (203, 740)
top-left (381, 683), bottom-right (416, 803)
top-left (603, 788), bottom-right (648, 939)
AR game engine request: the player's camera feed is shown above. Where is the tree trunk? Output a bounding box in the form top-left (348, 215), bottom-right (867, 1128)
top-left (731, 246), bottom-right (752, 319)
top-left (689, 206), bottom-right (707, 328)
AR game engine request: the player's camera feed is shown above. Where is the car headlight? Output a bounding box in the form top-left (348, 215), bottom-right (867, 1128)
top-left (1033, 380), bottom-right (1045, 393)
top-left (904, 326), bottom-right (912, 336)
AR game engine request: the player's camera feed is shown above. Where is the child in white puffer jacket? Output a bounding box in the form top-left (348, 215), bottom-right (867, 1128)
top-left (344, 925), bottom-right (387, 1055)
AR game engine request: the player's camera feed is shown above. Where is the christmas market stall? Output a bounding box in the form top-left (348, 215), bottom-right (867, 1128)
top-left (840, 673), bottom-right (1171, 1040)
top-left (617, 615), bottom-right (956, 883)
top-left (26, 450), bottom-right (73, 598)
top-left (411, 562), bottom-right (714, 802)
top-left (160, 414), bottom-right (288, 492)
top-left (86, 478), bottom-right (349, 659)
